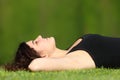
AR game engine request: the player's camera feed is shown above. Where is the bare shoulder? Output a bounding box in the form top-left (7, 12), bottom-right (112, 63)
top-left (68, 38), bottom-right (83, 51)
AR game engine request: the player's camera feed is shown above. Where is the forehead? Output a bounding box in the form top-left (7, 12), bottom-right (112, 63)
top-left (26, 40), bottom-right (33, 48)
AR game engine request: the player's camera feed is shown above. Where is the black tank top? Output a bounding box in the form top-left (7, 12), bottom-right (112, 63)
top-left (68, 34), bottom-right (120, 68)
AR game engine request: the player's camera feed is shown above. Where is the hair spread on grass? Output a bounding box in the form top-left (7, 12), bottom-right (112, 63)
top-left (4, 42), bottom-right (40, 71)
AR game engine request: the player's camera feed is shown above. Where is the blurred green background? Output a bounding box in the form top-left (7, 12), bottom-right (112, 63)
top-left (0, 0), bottom-right (120, 64)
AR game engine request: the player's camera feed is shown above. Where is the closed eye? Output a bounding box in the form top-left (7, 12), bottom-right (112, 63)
top-left (32, 40), bottom-right (38, 45)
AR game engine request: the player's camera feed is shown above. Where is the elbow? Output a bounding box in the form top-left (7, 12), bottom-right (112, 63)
top-left (28, 58), bottom-right (50, 71)
top-left (28, 59), bottom-right (40, 71)
top-left (28, 63), bottom-right (38, 71)
top-left (28, 58), bottom-right (43, 71)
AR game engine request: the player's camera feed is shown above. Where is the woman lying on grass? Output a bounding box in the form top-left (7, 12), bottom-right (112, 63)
top-left (5, 34), bottom-right (120, 71)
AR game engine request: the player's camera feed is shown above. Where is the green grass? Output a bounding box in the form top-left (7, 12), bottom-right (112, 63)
top-left (0, 68), bottom-right (120, 80)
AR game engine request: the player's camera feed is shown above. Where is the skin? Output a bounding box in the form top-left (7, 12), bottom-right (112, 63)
top-left (26, 35), bottom-right (96, 71)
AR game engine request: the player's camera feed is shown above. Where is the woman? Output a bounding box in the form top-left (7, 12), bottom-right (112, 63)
top-left (5, 34), bottom-right (120, 71)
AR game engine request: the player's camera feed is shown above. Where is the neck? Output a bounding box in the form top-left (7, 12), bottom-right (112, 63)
top-left (50, 48), bottom-right (69, 58)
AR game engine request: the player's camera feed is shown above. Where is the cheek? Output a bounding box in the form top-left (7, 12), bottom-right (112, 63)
top-left (33, 45), bottom-right (43, 53)
top-left (35, 40), bottom-right (56, 53)
top-left (42, 43), bottom-right (55, 52)
top-left (48, 42), bottom-right (56, 51)
top-left (36, 43), bottom-right (48, 51)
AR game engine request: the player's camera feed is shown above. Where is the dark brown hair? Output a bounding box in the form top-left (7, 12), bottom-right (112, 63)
top-left (4, 42), bottom-right (40, 71)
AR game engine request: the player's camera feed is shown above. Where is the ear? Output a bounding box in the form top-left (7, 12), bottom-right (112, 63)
top-left (41, 53), bottom-right (48, 58)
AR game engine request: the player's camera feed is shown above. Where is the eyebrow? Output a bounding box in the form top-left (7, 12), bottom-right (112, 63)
top-left (32, 40), bottom-right (34, 44)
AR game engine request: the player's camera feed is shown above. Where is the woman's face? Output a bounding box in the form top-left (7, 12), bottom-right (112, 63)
top-left (26, 35), bottom-right (56, 57)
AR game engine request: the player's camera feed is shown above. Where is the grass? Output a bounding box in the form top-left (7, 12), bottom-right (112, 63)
top-left (0, 68), bottom-right (120, 80)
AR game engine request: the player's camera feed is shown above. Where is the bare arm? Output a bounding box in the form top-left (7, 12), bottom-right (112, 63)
top-left (28, 50), bottom-right (95, 71)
